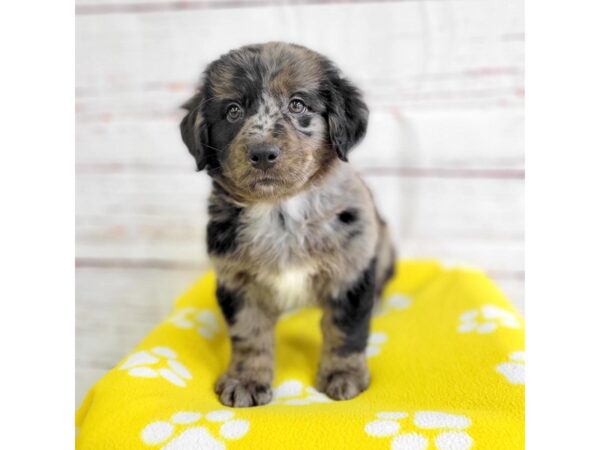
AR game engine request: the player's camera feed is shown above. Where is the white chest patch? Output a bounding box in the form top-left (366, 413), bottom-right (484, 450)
top-left (265, 267), bottom-right (315, 312)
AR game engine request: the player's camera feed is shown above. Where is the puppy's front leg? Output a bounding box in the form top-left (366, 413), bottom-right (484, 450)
top-left (317, 261), bottom-right (376, 400)
top-left (215, 284), bottom-right (276, 407)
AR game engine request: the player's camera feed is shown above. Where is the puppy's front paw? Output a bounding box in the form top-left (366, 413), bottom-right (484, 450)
top-left (215, 374), bottom-right (272, 407)
top-left (317, 369), bottom-right (370, 401)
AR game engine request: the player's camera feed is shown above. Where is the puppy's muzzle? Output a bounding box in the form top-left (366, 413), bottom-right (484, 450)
top-left (248, 143), bottom-right (280, 171)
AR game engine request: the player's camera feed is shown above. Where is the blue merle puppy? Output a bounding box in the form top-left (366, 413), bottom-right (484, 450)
top-left (180, 42), bottom-right (395, 407)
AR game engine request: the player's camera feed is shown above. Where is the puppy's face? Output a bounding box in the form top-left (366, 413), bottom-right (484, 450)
top-left (180, 42), bottom-right (368, 202)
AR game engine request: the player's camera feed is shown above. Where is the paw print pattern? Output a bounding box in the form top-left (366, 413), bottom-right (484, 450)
top-left (458, 305), bottom-right (521, 334)
top-left (375, 294), bottom-right (411, 317)
top-left (367, 332), bottom-right (388, 358)
top-left (365, 411), bottom-right (473, 450)
top-left (496, 351), bottom-right (525, 385)
top-left (272, 379), bottom-right (331, 405)
top-left (167, 307), bottom-right (221, 338)
top-left (119, 346), bottom-right (192, 387)
top-left (141, 410), bottom-right (249, 449)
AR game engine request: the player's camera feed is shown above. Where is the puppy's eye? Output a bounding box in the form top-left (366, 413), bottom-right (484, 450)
top-left (226, 104), bottom-right (243, 122)
top-left (288, 99), bottom-right (306, 114)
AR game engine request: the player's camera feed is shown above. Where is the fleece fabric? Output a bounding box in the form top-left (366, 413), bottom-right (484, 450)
top-left (76, 260), bottom-right (524, 450)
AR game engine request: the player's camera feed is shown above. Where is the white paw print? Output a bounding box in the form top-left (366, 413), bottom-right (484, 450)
top-left (458, 305), bottom-right (521, 334)
top-left (365, 411), bottom-right (473, 450)
top-left (141, 410), bottom-right (249, 449)
top-left (375, 294), bottom-right (411, 317)
top-left (168, 307), bottom-right (221, 338)
top-left (496, 351), bottom-right (525, 384)
top-left (272, 379), bottom-right (331, 405)
top-left (119, 346), bottom-right (192, 387)
top-left (367, 332), bottom-right (388, 358)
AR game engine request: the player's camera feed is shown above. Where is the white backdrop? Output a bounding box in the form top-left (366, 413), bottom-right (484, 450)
top-left (75, 0), bottom-right (524, 405)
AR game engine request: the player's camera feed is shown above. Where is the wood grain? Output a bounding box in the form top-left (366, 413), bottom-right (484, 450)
top-left (75, 0), bottom-right (523, 105)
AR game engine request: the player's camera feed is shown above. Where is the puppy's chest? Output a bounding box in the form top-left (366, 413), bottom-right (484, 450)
top-left (237, 199), bottom-right (330, 310)
top-left (240, 196), bottom-right (331, 266)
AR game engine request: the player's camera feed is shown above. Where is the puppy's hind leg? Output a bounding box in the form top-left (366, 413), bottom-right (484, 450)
top-left (215, 284), bottom-right (276, 407)
top-left (317, 259), bottom-right (376, 400)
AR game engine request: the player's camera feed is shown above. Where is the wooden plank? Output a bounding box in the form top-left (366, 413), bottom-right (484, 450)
top-left (74, 0), bottom-right (451, 9)
top-left (364, 175), bottom-right (524, 241)
top-left (76, 0), bottom-right (276, 6)
top-left (74, 0), bottom-right (424, 9)
top-left (76, 0), bottom-right (524, 110)
top-left (76, 265), bottom-right (206, 304)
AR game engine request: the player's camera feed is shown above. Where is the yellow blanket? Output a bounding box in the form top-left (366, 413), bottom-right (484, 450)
top-left (76, 261), bottom-right (524, 449)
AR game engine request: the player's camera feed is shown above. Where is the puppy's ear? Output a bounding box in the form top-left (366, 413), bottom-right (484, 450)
top-left (326, 71), bottom-right (369, 162)
top-left (180, 91), bottom-right (209, 171)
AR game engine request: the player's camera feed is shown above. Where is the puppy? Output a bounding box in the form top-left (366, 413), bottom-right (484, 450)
top-left (180, 42), bottom-right (395, 407)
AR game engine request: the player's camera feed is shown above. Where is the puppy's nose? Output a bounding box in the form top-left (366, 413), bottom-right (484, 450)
top-left (248, 143), bottom-right (280, 170)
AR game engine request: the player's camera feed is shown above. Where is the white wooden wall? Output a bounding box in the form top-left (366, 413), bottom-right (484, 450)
top-left (76, 0), bottom-right (524, 405)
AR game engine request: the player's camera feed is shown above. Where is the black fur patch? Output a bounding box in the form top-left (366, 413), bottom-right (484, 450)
top-left (179, 93), bottom-right (210, 171)
top-left (207, 203), bottom-right (243, 255)
top-left (376, 258), bottom-right (396, 299)
top-left (216, 284), bottom-right (244, 325)
top-left (321, 61), bottom-right (369, 161)
top-left (331, 258), bottom-right (376, 355)
top-left (231, 334), bottom-right (245, 343)
top-left (207, 105), bottom-right (250, 161)
top-left (254, 384), bottom-right (269, 395)
top-left (298, 115), bottom-right (312, 128)
top-left (272, 122), bottom-right (285, 137)
top-left (338, 208), bottom-right (358, 224)
top-left (383, 261), bottom-right (395, 284)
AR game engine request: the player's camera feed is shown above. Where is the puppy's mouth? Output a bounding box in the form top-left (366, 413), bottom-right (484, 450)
top-left (223, 163), bottom-right (314, 201)
top-left (251, 176), bottom-right (282, 189)
top-left (242, 172), bottom-right (302, 200)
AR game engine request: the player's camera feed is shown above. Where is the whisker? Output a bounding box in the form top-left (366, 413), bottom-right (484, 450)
top-left (202, 143), bottom-right (226, 152)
